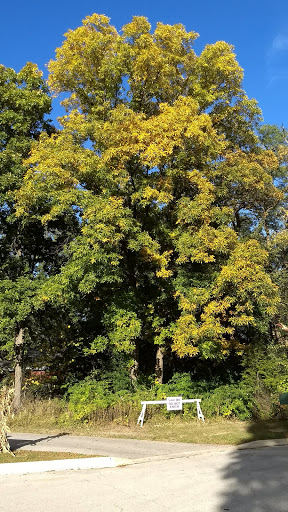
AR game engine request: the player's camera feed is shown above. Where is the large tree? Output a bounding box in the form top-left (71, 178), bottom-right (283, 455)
top-left (16, 15), bottom-right (281, 383)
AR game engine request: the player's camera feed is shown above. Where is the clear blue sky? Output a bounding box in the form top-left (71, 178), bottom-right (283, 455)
top-left (1, 0), bottom-right (288, 126)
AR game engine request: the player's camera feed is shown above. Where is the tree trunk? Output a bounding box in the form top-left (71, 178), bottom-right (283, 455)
top-left (155, 346), bottom-right (164, 384)
top-left (14, 326), bottom-right (24, 412)
top-left (130, 340), bottom-right (139, 383)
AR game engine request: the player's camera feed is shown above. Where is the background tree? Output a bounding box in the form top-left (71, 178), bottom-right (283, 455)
top-left (0, 64), bottom-right (80, 408)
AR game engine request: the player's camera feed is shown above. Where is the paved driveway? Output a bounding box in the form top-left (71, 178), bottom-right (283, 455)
top-left (7, 432), bottom-right (227, 459)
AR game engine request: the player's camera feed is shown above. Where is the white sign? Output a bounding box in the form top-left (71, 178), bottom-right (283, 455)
top-left (166, 396), bottom-right (182, 411)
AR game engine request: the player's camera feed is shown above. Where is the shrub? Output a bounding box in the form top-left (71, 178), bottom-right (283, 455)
top-left (241, 343), bottom-right (288, 420)
top-left (66, 371), bottom-right (254, 423)
top-left (65, 353), bottom-right (288, 424)
top-left (203, 383), bottom-right (254, 420)
top-left (161, 374), bottom-right (254, 420)
top-left (67, 378), bottom-right (115, 420)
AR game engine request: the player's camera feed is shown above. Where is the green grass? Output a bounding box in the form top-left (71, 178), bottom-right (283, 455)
top-left (7, 398), bottom-right (288, 446)
top-left (63, 418), bottom-right (288, 445)
top-left (0, 450), bottom-right (98, 463)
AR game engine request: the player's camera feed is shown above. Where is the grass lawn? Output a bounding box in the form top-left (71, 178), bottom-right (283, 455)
top-left (7, 398), bottom-right (288, 446)
top-left (8, 415), bottom-right (288, 446)
top-left (67, 418), bottom-right (288, 445)
top-left (0, 450), bottom-right (98, 464)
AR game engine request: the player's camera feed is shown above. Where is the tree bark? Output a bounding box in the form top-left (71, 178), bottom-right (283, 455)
top-left (130, 340), bottom-right (139, 383)
top-left (14, 326), bottom-right (24, 412)
top-left (155, 346), bottom-right (164, 384)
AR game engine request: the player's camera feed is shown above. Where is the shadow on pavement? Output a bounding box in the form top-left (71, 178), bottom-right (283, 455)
top-left (219, 421), bottom-right (288, 511)
top-left (7, 433), bottom-right (68, 451)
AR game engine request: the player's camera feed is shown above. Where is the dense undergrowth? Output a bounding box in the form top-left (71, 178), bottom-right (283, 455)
top-left (5, 343), bottom-right (288, 431)
top-left (10, 370), bottom-right (287, 429)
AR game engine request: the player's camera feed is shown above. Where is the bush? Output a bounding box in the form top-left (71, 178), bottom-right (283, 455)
top-left (67, 378), bottom-right (115, 420)
top-left (241, 343), bottom-right (288, 420)
top-left (203, 383), bottom-right (254, 420)
top-left (161, 373), bottom-right (254, 420)
top-left (65, 371), bottom-right (255, 423)
top-left (65, 350), bottom-right (288, 424)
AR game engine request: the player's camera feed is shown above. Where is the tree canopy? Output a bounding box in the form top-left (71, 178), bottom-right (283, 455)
top-left (9, 14), bottom-right (284, 388)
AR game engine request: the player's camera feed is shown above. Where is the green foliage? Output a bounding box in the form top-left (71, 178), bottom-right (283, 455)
top-left (98, 306), bottom-right (142, 354)
top-left (0, 277), bottom-right (41, 354)
top-left (240, 343), bottom-right (288, 419)
top-left (65, 347), bottom-right (288, 422)
top-left (258, 124), bottom-right (287, 151)
top-left (14, 14), bottom-right (282, 370)
top-left (0, 63), bottom-right (52, 198)
top-left (243, 343), bottom-right (288, 394)
top-left (67, 378), bottom-right (115, 420)
top-left (161, 373), bottom-right (253, 420)
top-left (0, 63), bottom-right (54, 358)
top-left (65, 371), bottom-right (252, 422)
top-left (202, 384), bottom-right (253, 420)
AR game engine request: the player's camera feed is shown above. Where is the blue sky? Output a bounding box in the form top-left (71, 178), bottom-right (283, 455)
top-left (1, 0), bottom-right (288, 126)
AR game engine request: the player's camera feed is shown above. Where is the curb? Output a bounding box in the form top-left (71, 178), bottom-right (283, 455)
top-left (0, 456), bottom-right (130, 476)
top-left (0, 447), bottom-right (237, 476)
top-left (0, 448), bottom-right (233, 476)
top-left (3, 436), bottom-right (288, 475)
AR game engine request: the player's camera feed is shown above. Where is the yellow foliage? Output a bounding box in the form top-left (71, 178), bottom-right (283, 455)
top-left (13, 14), bottom-right (283, 362)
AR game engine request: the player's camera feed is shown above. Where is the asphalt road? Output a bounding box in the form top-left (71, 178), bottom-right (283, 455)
top-left (7, 432), bottom-right (226, 459)
top-left (2, 436), bottom-right (288, 511)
